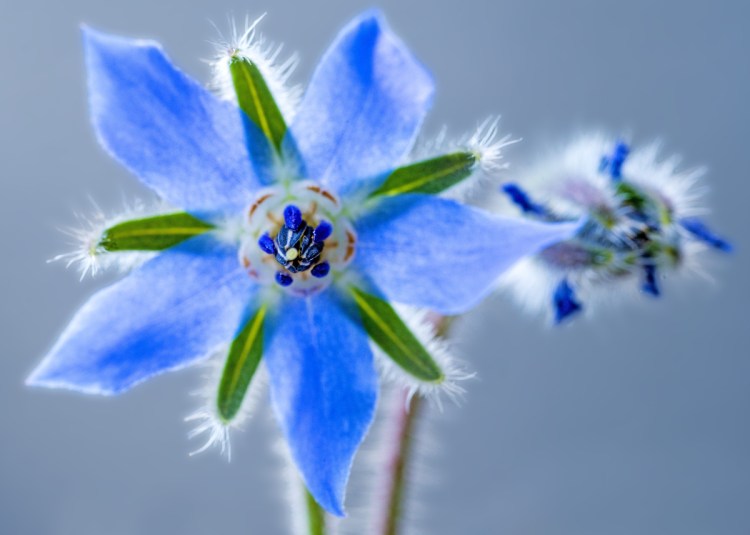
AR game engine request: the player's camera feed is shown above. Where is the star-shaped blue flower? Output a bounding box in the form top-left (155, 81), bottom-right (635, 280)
top-left (28, 10), bottom-right (577, 515)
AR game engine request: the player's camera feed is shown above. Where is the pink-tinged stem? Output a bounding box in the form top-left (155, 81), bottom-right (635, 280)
top-left (377, 388), bottom-right (424, 535)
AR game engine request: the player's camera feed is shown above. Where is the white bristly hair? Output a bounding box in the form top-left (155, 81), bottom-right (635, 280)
top-left (411, 117), bottom-right (518, 203)
top-left (185, 348), bottom-right (267, 461)
top-left (373, 305), bottom-right (474, 412)
top-left (337, 384), bottom-right (443, 535)
top-left (209, 14), bottom-right (302, 121)
top-left (48, 198), bottom-right (163, 280)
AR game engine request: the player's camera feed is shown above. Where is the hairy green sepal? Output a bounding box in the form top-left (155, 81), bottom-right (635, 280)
top-left (99, 212), bottom-right (214, 252)
top-left (615, 182), bottom-right (651, 213)
top-left (349, 287), bottom-right (443, 382)
top-left (217, 305), bottom-right (267, 422)
top-left (230, 56), bottom-right (287, 153)
top-left (370, 152), bottom-right (478, 198)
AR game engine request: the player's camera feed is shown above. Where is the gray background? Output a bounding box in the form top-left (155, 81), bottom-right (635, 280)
top-left (1, 0), bottom-right (748, 533)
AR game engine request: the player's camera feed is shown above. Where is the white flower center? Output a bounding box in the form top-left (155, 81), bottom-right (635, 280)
top-left (238, 181), bottom-right (356, 297)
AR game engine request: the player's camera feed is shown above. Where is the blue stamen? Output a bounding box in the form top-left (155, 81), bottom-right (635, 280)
top-left (553, 279), bottom-right (583, 324)
top-left (641, 264), bottom-right (660, 297)
top-left (275, 271), bottom-right (293, 287)
top-left (680, 217), bottom-right (733, 252)
top-left (313, 220), bottom-right (333, 242)
top-left (501, 183), bottom-right (547, 216)
top-left (258, 233), bottom-right (275, 255)
top-left (283, 205), bottom-right (303, 231)
top-left (601, 141), bottom-right (630, 180)
top-left (598, 156), bottom-right (609, 174)
top-left (311, 262), bottom-right (330, 278)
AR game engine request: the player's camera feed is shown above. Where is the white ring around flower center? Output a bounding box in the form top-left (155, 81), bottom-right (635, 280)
top-left (238, 181), bottom-right (357, 297)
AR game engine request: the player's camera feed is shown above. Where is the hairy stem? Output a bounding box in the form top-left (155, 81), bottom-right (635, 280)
top-left (377, 314), bottom-right (454, 535)
top-left (378, 389), bottom-right (423, 535)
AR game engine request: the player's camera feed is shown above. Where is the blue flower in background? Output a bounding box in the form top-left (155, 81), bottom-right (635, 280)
top-left (498, 134), bottom-right (731, 324)
top-left (27, 10), bottom-right (578, 514)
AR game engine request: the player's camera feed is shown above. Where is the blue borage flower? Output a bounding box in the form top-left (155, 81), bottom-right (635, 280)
top-left (27, 10), bottom-right (578, 515)
top-left (498, 134), bottom-right (731, 324)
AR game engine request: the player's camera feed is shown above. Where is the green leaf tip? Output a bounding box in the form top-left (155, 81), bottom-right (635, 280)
top-left (369, 152), bottom-right (479, 198)
top-left (217, 305), bottom-right (267, 423)
top-left (99, 212), bottom-right (214, 252)
top-left (230, 56), bottom-right (287, 153)
top-left (349, 287), bottom-right (444, 383)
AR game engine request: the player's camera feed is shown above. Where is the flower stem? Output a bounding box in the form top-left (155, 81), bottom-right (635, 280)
top-left (377, 314), bottom-right (454, 535)
top-left (378, 389), bottom-right (423, 535)
top-left (305, 487), bottom-right (326, 535)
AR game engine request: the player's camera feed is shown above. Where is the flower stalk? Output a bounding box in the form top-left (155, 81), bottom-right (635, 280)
top-left (305, 487), bottom-right (327, 535)
top-left (377, 389), bottom-right (423, 535)
top-left (376, 315), bottom-right (456, 534)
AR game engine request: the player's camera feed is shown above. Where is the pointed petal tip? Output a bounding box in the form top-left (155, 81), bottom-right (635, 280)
top-left (313, 487), bottom-right (346, 517)
top-left (80, 24), bottom-right (161, 53)
top-left (23, 367), bottom-right (119, 396)
top-left (352, 7), bottom-right (386, 26)
top-left (80, 24), bottom-right (116, 47)
top-left (24, 368), bottom-right (43, 388)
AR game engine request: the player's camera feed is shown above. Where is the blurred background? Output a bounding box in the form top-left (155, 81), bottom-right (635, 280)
top-left (2, 1), bottom-right (748, 533)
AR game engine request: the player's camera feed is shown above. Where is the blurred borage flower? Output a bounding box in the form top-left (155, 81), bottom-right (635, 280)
top-left (498, 135), bottom-right (731, 325)
top-left (27, 10), bottom-right (578, 515)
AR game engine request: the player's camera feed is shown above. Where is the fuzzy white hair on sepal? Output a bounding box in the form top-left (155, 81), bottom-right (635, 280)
top-left (624, 140), bottom-right (707, 218)
top-left (185, 349), bottom-right (267, 461)
top-left (209, 14), bottom-right (302, 121)
top-left (49, 198), bottom-right (161, 280)
top-left (374, 306), bottom-right (474, 411)
top-left (466, 116), bottom-right (517, 174)
top-left (413, 117), bottom-right (518, 203)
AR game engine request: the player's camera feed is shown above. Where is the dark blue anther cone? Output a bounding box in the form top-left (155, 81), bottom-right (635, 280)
top-left (553, 279), bottom-right (583, 324)
top-left (501, 183), bottom-right (547, 216)
top-left (274, 223), bottom-right (324, 274)
top-left (284, 205), bottom-right (303, 231)
top-left (258, 233), bottom-right (275, 255)
top-left (680, 217), bottom-right (733, 252)
top-left (277, 222), bottom-right (307, 251)
top-left (313, 221), bottom-right (333, 242)
top-left (311, 261), bottom-right (330, 278)
top-left (641, 264), bottom-right (661, 297)
top-left (275, 271), bottom-right (293, 287)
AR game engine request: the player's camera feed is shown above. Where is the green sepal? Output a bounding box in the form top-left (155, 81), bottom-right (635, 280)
top-left (99, 212), bottom-right (214, 252)
top-left (369, 152), bottom-right (478, 198)
top-left (217, 305), bottom-right (267, 423)
top-left (615, 182), bottom-right (651, 213)
top-left (349, 287), bottom-right (444, 383)
top-left (230, 56), bottom-right (287, 153)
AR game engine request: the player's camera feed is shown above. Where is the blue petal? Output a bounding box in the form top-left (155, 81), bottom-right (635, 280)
top-left (290, 9), bottom-right (434, 198)
top-left (84, 27), bottom-right (258, 214)
top-left (354, 194), bottom-right (581, 314)
top-left (501, 183), bottom-right (549, 216)
top-left (264, 291), bottom-right (377, 516)
top-left (641, 263), bottom-right (661, 297)
top-left (27, 237), bottom-right (255, 394)
top-left (553, 279), bottom-right (583, 324)
top-left (680, 217), bottom-right (733, 252)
